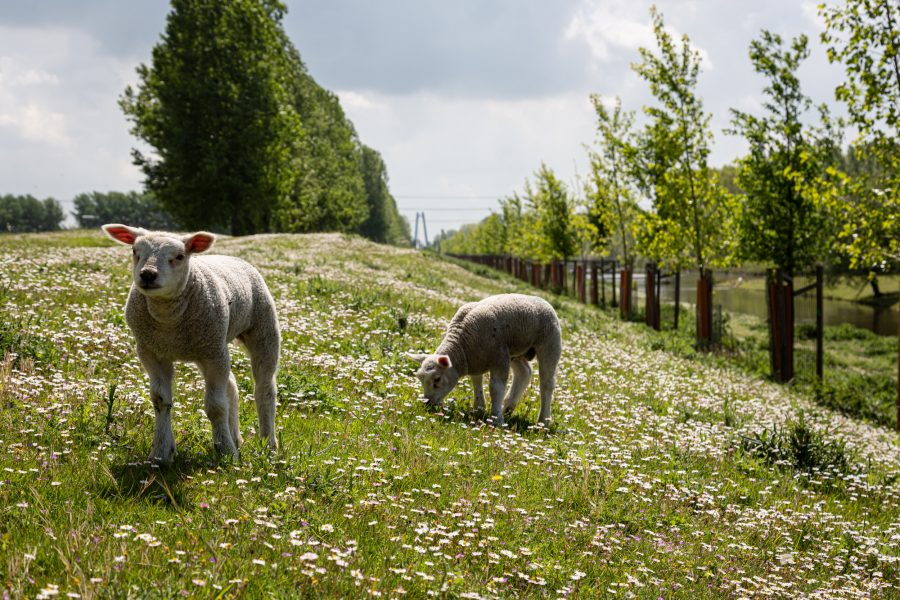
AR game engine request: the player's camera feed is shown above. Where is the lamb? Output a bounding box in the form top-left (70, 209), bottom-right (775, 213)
top-left (409, 293), bottom-right (561, 426)
top-left (102, 224), bottom-right (280, 465)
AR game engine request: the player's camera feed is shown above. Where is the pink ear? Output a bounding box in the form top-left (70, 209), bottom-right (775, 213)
top-left (102, 224), bottom-right (140, 245)
top-left (184, 232), bottom-right (215, 254)
top-left (436, 355), bottom-right (451, 368)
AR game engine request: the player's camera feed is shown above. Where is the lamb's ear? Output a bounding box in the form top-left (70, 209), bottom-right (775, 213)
top-left (102, 224), bottom-right (146, 246)
top-left (436, 354), bottom-right (452, 369)
top-left (406, 352), bottom-right (430, 364)
top-left (184, 232), bottom-right (216, 254)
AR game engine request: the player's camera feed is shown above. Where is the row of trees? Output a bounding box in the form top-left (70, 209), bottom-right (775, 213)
top-left (439, 0), bottom-right (900, 290)
top-left (120, 0), bottom-right (410, 245)
top-left (0, 195), bottom-right (64, 233)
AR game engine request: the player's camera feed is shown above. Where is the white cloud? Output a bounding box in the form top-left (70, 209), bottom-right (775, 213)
top-left (335, 90), bottom-right (385, 111)
top-left (565, 0), bottom-right (714, 70)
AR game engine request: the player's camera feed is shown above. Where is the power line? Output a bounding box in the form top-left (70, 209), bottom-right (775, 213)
top-left (395, 194), bottom-right (503, 200)
top-left (397, 207), bottom-right (493, 212)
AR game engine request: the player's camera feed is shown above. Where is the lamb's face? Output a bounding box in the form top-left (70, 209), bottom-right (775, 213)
top-left (131, 235), bottom-right (192, 298)
top-left (102, 224), bottom-right (215, 299)
top-left (413, 354), bottom-right (459, 407)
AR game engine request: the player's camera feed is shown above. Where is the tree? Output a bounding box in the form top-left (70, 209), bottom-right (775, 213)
top-left (274, 54), bottom-right (369, 234)
top-left (727, 31), bottom-right (838, 276)
top-left (120, 0), bottom-right (303, 235)
top-left (356, 145), bottom-right (410, 245)
top-left (630, 7), bottom-right (735, 271)
top-left (821, 0), bottom-right (900, 272)
top-left (73, 191), bottom-right (175, 230)
top-left (0, 195), bottom-right (63, 233)
top-left (587, 95), bottom-right (640, 267)
top-left (528, 165), bottom-right (577, 262)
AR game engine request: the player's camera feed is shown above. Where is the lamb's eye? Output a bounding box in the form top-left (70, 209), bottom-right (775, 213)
top-left (175, 254), bottom-right (184, 261)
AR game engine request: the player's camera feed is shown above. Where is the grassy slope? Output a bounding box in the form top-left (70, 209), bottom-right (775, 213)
top-left (0, 231), bottom-right (899, 599)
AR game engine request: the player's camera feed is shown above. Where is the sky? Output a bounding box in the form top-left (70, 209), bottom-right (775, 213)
top-left (0, 1), bottom-right (846, 240)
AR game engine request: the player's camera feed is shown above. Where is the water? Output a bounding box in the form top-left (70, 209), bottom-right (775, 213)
top-left (588, 270), bottom-right (898, 337)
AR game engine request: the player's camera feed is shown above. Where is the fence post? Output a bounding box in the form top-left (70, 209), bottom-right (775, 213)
top-left (576, 263), bottom-right (586, 303)
top-left (645, 263), bottom-right (659, 330)
top-left (590, 261), bottom-right (599, 306)
top-left (620, 266), bottom-right (632, 319)
top-left (611, 260), bottom-right (618, 307)
top-left (696, 269), bottom-right (713, 347)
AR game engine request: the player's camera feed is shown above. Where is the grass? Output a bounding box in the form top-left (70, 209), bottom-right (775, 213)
top-left (1, 231), bottom-right (899, 598)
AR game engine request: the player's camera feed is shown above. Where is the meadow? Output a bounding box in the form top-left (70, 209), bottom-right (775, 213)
top-left (1, 231), bottom-right (899, 598)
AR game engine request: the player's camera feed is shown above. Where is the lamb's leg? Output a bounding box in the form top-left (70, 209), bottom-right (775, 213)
top-left (488, 364), bottom-right (510, 426)
top-left (503, 358), bottom-right (532, 415)
top-left (537, 346), bottom-right (561, 425)
top-left (199, 358), bottom-right (239, 460)
top-left (227, 372), bottom-right (242, 447)
top-left (138, 347), bottom-right (175, 465)
top-left (243, 328), bottom-right (279, 451)
top-left (471, 373), bottom-right (485, 415)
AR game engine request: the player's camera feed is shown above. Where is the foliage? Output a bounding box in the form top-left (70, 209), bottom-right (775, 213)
top-left (527, 164), bottom-right (578, 261)
top-left (586, 96), bottom-right (641, 266)
top-left (630, 7), bottom-right (735, 271)
top-left (72, 191), bottom-right (176, 230)
top-left (0, 194), bottom-right (64, 233)
top-left (120, 0), bottom-right (303, 236)
top-left (727, 31), bottom-right (840, 275)
top-left (356, 145), bottom-right (411, 245)
top-left (274, 50), bottom-right (367, 234)
top-left (821, 0), bottom-right (900, 271)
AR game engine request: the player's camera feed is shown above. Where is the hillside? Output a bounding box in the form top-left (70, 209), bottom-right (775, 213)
top-left (0, 231), bottom-right (899, 598)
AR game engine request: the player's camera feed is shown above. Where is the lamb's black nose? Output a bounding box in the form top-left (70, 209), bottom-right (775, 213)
top-left (140, 269), bottom-right (158, 283)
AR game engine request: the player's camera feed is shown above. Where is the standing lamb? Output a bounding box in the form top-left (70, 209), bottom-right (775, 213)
top-left (409, 293), bottom-right (561, 426)
top-left (102, 224), bottom-right (280, 464)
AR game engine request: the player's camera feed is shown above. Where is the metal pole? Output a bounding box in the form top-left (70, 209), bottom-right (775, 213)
top-left (816, 266), bottom-right (823, 381)
top-left (674, 270), bottom-right (681, 330)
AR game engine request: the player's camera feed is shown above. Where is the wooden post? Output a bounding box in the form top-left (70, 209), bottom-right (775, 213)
top-left (696, 269), bottom-right (713, 346)
top-left (576, 263), bottom-right (586, 303)
top-left (645, 263), bottom-right (659, 330)
top-left (816, 266), bottom-right (823, 381)
top-left (611, 260), bottom-right (617, 307)
top-left (600, 260), bottom-right (606, 307)
top-left (590, 261), bottom-right (599, 306)
top-left (620, 266), bottom-right (632, 319)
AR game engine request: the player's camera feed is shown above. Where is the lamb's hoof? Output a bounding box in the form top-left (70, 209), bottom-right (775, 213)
top-left (149, 446), bottom-right (175, 467)
top-left (486, 415), bottom-right (505, 428)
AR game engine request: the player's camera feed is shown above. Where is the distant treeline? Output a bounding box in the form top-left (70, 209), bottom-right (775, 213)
top-left (0, 195), bottom-right (64, 233)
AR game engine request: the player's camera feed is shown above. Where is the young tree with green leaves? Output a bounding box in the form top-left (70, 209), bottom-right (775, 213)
top-left (528, 164), bottom-right (577, 262)
top-left (587, 95), bottom-right (640, 268)
top-left (120, 0), bottom-right (303, 236)
top-left (630, 7), bottom-right (735, 272)
top-left (357, 145), bottom-right (411, 245)
top-left (821, 0), bottom-right (900, 274)
top-left (727, 31), bottom-right (837, 276)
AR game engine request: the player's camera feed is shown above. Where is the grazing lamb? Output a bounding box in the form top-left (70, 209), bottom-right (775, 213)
top-left (102, 224), bottom-right (280, 464)
top-left (409, 293), bottom-right (561, 426)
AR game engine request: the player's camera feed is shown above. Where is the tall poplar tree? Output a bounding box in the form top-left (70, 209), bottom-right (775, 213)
top-left (120, 0), bottom-right (303, 235)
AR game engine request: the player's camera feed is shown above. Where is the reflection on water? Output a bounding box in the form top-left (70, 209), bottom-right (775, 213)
top-left (590, 270), bottom-right (898, 337)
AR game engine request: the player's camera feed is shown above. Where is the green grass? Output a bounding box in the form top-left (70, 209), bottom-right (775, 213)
top-left (0, 231), bottom-right (899, 598)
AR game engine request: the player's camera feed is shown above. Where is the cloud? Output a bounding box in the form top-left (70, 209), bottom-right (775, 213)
top-left (566, 0), bottom-right (714, 70)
